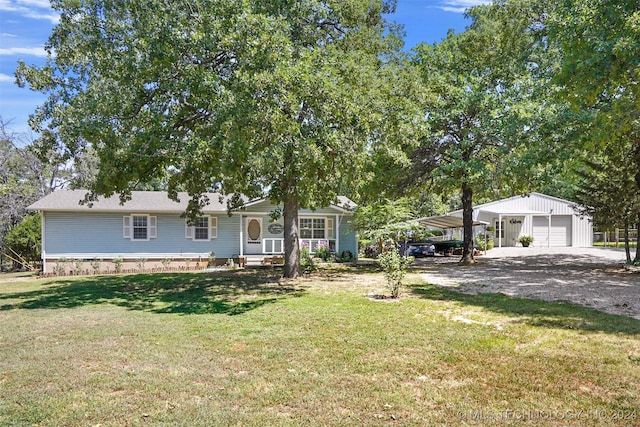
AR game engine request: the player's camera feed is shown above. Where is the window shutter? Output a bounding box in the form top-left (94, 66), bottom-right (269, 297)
top-left (149, 216), bottom-right (157, 239)
top-left (185, 220), bottom-right (193, 239)
top-left (210, 217), bottom-right (217, 239)
top-left (327, 218), bottom-right (335, 239)
top-left (123, 216), bottom-right (132, 239)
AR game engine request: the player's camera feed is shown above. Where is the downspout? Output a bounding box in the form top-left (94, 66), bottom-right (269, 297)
top-left (548, 210), bottom-right (552, 248)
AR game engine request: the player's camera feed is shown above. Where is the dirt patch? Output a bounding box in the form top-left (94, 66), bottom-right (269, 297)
top-left (415, 249), bottom-right (640, 320)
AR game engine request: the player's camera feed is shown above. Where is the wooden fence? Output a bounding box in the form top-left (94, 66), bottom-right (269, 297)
top-left (593, 229), bottom-right (638, 245)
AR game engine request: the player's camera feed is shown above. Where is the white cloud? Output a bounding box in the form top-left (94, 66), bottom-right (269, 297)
top-left (0, 0), bottom-right (59, 23)
top-left (19, 0), bottom-right (53, 7)
top-left (1, 32), bottom-right (17, 37)
top-left (0, 46), bottom-right (48, 57)
top-left (437, 0), bottom-right (492, 13)
top-left (24, 10), bottom-right (59, 23)
top-left (0, 73), bottom-right (15, 83)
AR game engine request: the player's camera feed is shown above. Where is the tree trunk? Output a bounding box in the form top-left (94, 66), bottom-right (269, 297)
top-left (635, 213), bottom-right (640, 264)
top-left (459, 183), bottom-right (476, 265)
top-left (283, 194), bottom-right (300, 279)
top-left (624, 223), bottom-right (631, 264)
top-left (633, 143), bottom-right (640, 263)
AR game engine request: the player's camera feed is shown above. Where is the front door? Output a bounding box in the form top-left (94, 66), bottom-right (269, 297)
top-left (245, 217), bottom-right (263, 255)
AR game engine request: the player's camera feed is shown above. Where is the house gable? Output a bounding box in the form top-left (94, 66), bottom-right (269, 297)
top-left (474, 192), bottom-right (582, 216)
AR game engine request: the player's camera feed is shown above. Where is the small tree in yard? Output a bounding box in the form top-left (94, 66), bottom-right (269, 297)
top-left (378, 250), bottom-right (414, 298)
top-left (353, 198), bottom-right (419, 297)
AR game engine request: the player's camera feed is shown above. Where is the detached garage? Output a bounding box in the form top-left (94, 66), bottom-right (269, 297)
top-left (444, 193), bottom-right (592, 248)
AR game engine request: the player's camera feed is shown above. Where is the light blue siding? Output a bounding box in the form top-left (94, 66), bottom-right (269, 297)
top-left (338, 216), bottom-right (358, 256)
top-left (43, 203), bottom-right (356, 259)
top-left (44, 212), bottom-right (240, 258)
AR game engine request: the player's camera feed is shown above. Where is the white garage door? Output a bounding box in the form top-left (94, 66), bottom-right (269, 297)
top-left (532, 216), bottom-right (572, 247)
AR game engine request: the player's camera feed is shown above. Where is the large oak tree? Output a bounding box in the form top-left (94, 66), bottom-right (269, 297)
top-left (17, 0), bottom-right (421, 277)
top-left (409, 1), bottom-right (545, 264)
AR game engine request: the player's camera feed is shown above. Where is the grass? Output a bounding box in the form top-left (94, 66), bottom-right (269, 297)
top-left (594, 241), bottom-right (638, 249)
top-left (1, 266), bottom-right (639, 426)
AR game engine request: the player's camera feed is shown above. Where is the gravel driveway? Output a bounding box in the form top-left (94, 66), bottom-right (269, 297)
top-left (416, 247), bottom-right (640, 320)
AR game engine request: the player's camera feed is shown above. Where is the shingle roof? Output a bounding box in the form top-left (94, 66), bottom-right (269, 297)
top-left (28, 190), bottom-right (356, 213)
top-left (335, 195), bottom-right (357, 211)
top-left (27, 190), bottom-right (236, 213)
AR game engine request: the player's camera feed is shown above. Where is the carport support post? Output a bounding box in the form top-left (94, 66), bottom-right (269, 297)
top-left (498, 214), bottom-right (503, 248)
top-left (548, 214), bottom-right (552, 248)
top-left (484, 224), bottom-right (487, 255)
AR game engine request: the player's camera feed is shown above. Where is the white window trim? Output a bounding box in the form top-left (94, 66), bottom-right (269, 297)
top-left (299, 217), bottom-right (327, 239)
top-left (185, 216), bottom-right (217, 241)
top-left (123, 214), bottom-right (156, 241)
top-left (327, 218), bottom-right (335, 239)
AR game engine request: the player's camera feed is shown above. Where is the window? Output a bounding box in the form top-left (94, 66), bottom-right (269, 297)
top-left (300, 218), bottom-right (326, 239)
top-left (194, 217), bottom-right (209, 240)
top-left (123, 215), bottom-right (157, 241)
top-left (133, 215), bottom-right (148, 240)
top-left (495, 220), bottom-right (505, 239)
top-left (186, 216), bottom-right (217, 241)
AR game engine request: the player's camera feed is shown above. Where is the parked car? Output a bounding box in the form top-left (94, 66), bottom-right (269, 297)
top-left (407, 243), bottom-right (436, 257)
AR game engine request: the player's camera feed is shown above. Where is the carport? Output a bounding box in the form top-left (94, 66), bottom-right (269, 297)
top-left (412, 214), bottom-right (489, 253)
top-left (413, 214), bottom-right (488, 230)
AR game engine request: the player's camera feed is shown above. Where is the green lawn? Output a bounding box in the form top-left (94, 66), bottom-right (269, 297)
top-left (1, 266), bottom-right (639, 426)
top-left (594, 241), bottom-right (638, 249)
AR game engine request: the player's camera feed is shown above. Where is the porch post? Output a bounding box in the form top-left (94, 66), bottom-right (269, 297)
top-left (41, 211), bottom-right (47, 273)
top-left (498, 214), bottom-right (503, 248)
top-left (239, 214), bottom-right (244, 257)
top-left (548, 214), bottom-right (552, 248)
top-left (335, 214), bottom-right (340, 255)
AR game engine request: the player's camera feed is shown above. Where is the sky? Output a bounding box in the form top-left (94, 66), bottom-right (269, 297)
top-left (0, 0), bottom-right (490, 137)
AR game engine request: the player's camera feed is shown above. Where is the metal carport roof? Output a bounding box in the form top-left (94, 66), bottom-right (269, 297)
top-left (412, 214), bottom-right (489, 229)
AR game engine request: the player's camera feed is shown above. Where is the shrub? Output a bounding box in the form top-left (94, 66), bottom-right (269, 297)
top-left (73, 259), bottom-right (85, 275)
top-left (90, 258), bottom-right (102, 274)
top-left (208, 251), bottom-right (216, 267)
top-left (377, 250), bottom-right (414, 298)
top-left (519, 235), bottom-right (534, 245)
top-left (161, 257), bottom-right (173, 270)
top-left (3, 213), bottom-right (41, 269)
top-left (300, 246), bottom-right (316, 274)
top-left (54, 258), bottom-right (68, 276)
top-left (315, 241), bottom-right (331, 262)
top-left (475, 234), bottom-right (494, 251)
top-left (112, 257), bottom-right (123, 273)
top-left (136, 257), bottom-right (147, 272)
top-left (338, 250), bottom-right (354, 263)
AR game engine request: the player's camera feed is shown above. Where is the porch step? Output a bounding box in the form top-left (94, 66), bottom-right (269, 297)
top-left (243, 255), bottom-right (284, 267)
